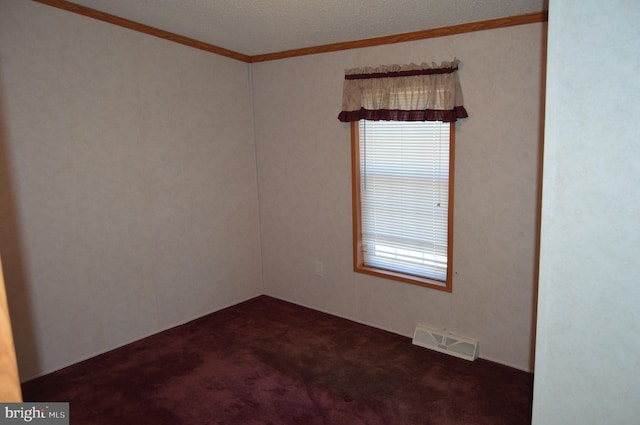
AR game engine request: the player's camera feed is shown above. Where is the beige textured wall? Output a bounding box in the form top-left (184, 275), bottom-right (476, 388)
top-left (252, 23), bottom-right (545, 371)
top-left (0, 0), bottom-right (262, 380)
top-left (533, 1), bottom-right (640, 423)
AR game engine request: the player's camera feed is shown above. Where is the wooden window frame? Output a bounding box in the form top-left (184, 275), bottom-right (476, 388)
top-left (351, 121), bottom-right (455, 292)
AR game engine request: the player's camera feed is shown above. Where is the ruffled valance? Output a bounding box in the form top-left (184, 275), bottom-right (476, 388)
top-left (338, 60), bottom-right (468, 122)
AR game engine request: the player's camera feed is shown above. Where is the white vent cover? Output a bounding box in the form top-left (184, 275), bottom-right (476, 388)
top-left (412, 325), bottom-right (479, 361)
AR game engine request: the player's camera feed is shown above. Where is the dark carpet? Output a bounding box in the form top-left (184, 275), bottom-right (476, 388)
top-left (22, 296), bottom-right (533, 424)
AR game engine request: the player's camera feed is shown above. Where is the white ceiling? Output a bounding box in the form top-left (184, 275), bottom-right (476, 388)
top-left (67, 0), bottom-right (547, 56)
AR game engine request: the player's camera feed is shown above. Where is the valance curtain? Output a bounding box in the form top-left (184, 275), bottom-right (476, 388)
top-left (338, 59), bottom-right (468, 122)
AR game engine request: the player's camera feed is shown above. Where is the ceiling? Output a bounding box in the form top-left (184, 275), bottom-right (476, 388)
top-left (62, 0), bottom-right (547, 57)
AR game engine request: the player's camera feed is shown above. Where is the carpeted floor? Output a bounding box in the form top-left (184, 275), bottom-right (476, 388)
top-left (22, 296), bottom-right (533, 424)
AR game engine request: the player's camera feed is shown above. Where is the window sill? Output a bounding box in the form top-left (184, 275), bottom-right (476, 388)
top-left (354, 264), bottom-right (452, 292)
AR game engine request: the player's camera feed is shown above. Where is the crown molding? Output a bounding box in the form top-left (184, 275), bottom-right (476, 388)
top-left (250, 11), bottom-right (547, 63)
top-left (33, 1), bottom-right (547, 64)
top-left (33, 0), bottom-right (253, 62)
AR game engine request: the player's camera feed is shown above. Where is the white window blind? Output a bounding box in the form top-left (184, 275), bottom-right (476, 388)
top-left (359, 120), bottom-right (450, 283)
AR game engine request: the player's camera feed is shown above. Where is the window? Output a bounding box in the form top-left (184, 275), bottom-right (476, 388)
top-left (351, 120), bottom-right (454, 291)
top-left (339, 60), bottom-right (466, 291)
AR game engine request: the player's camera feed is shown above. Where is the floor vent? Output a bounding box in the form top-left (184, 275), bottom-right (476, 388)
top-left (412, 325), bottom-right (479, 361)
